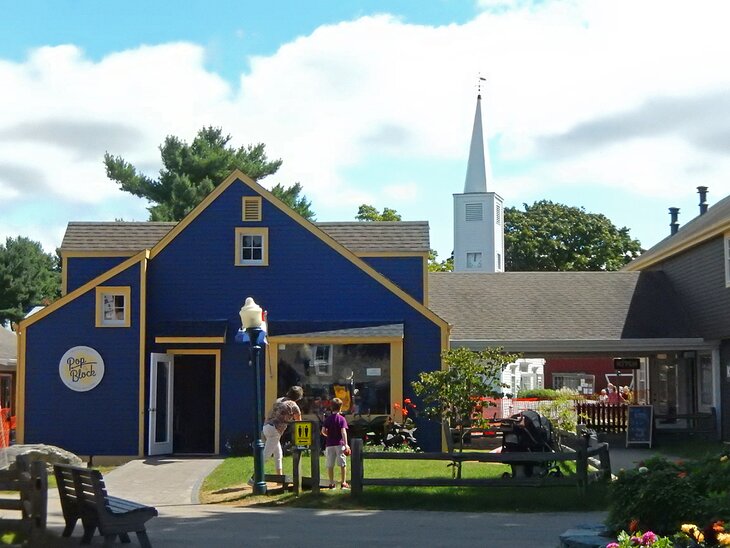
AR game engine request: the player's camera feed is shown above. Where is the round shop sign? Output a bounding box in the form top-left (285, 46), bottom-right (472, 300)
top-left (59, 346), bottom-right (105, 392)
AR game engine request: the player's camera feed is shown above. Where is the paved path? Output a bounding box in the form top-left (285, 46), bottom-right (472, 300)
top-left (41, 445), bottom-right (678, 547)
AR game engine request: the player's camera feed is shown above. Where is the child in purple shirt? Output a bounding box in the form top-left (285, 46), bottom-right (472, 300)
top-left (321, 397), bottom-right (350, 489)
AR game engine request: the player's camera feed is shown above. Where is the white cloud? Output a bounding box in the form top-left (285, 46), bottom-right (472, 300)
top-left (2, 0), bottom-right (730, 256)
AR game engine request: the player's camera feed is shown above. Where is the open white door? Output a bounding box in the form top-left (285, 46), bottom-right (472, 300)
top-left (148, 353), bottom-right (174, 456)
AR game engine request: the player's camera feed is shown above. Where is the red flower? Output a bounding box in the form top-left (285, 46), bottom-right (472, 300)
top-left (628, 519), bottom-right (639, 533)
top-left (393, 402), bottom-right (401, 410)
top-left (404, 398), bottom-right (412, 404)
top-left (678, 471), bottom-right (687, 478)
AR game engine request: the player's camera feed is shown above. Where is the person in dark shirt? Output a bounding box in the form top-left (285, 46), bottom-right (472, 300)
top-left (321, 397), bottom-right (350, 489)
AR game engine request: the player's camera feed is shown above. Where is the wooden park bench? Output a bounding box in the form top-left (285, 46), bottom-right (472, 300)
top-left (54, 464), bottom-right (158, 547)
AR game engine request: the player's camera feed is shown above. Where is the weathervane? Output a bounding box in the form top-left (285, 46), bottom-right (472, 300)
top-left (477, 74), bottom-right (486, 97)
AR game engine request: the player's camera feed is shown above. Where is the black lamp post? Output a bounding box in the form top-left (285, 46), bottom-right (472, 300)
top-left (239, 297), bottom-right (267, 495)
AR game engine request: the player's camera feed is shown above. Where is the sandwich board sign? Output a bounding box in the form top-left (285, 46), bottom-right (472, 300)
top-left (626, 405), bottom-right (653, 448)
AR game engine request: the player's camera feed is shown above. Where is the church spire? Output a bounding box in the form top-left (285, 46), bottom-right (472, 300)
top-left (463, 92), bottom-right (492, 194)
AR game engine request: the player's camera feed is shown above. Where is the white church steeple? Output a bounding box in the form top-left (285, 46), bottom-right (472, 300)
top-left (453, 90), bottom-right (504, 273)
top-left (463, 94), bottom-right (491, 194)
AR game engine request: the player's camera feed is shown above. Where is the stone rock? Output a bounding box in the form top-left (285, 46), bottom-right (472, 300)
top-left (0, 444), bottom-right (83, 471)
top-left (559, 524), bottom-right (614, 548)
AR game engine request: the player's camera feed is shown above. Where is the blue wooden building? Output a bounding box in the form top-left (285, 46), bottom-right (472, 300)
top-left (16, 171), bottom-right (448, 460)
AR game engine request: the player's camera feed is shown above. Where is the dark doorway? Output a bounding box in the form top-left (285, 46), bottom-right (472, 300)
top-left (173, 354), bottom-right (215, 454)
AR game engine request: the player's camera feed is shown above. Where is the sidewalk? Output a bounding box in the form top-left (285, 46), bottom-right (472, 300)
top-left (40, 445), bottom-right (676, 547)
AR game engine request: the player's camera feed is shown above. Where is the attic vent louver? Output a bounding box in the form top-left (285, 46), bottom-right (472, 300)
top-left (242, 197), bottom-right (262, 221)
top-left (465, 203), bottom-right (483, 221)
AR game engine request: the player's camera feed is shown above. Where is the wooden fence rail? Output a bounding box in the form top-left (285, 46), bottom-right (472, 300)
top-left (575, 403), bottom-right (628, 433)
top-left (0, 455), bottom-right (48, 542)
top-left (349, 437), bottom-right (611, 496)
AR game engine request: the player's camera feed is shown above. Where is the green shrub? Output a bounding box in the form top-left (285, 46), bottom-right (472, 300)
top-left (606, 453), bottom-right (730, 535)
top-left (515, 388), bottom-right (562, 399)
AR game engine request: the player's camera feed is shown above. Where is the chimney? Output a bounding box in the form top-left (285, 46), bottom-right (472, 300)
top-left (669, 207), bottom-right (680, 235)
top-left (697, 186), bottom-right (708, 215)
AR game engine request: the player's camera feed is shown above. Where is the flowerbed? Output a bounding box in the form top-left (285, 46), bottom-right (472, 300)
top-left (606, 451), bottom-right (730, 546)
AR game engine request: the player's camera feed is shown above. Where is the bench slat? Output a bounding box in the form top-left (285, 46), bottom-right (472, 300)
top-left (54, 463), bottom-right (158, 546)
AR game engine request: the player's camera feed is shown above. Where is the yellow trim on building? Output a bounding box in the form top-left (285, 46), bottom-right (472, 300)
top-left (624, 219), bottom-right (730, 271)
top-left (21, 252), bottom-right (148, 329)
top-left (154, 336), bottom-right (226, 344)
top-left (137, 253), bottom-right (148, 457)
top-left (62, 251), bottom-right (139, 258)
top-left (234, 227), bottom-right (269, 266)
top-left (61, 255), bottom-right (68, 296)
top-left (147, 170), bottom-right (449, 352)
top-left (95, 286), bottom-right (132, 328)
top-left (242, 196), bottom-right (262, 221)
top-left (167, 349), bottom-right (222, 454)
top-left (15, 328), bottom-right (25, 444)
top-left (355, 251), bottom-right (428, 258)
top-left (266, 337), bottom-right (405, 423)
top-left (391, 339), bottom-right (404, 422)
top-left (16, 251), bottom-right (148, 446)
top-left (269, 335), bottom-right (403, 345)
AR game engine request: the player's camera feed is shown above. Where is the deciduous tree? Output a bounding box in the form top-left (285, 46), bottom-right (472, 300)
top-left (505, 200), bottom-right (642, 271)
top-left (412, 347), bottom-right (518, 457)
top-left (355, 204), bottom-right (402, 222)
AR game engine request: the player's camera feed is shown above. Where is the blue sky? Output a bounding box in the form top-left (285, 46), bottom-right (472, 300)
top-left (2, 0), bottom-right (730, 261)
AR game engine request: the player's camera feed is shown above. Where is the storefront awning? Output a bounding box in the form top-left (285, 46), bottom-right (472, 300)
top-left (268, 322), bottom-right (403, 341)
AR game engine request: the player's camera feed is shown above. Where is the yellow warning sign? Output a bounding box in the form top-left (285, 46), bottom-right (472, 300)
top-left (293, 421), bottom-right (313, 447)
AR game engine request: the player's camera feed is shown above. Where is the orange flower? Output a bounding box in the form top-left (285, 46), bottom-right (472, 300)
top-left (629, 519), bottom-right (639, 533)
top-left (677, 471), bottom-right (687, 478)
top-left (393, 402), bottom-right (401, 410)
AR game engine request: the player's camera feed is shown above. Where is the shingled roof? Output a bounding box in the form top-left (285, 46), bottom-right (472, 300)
top-left (315, 221), bottom-right (429, 252)
top-left (428, 271), bottom-right (702, 354)
top-left (61, 222), bottom-right (176, 252)
top-left (627, 193), bottom-right (730, 270)
top-left (60, 220), bottom-right (430, 254)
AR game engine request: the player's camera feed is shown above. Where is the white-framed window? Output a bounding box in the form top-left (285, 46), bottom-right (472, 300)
top-left (312, 345), bottom-right (333, 376)
top-left (465, 203), bottom-right (483, 221)
top-left (235, 227), bottom-right (269, 266)
top-left (95, 286), bottom-right (131, 327)
top-left (466, 252), bottom-right (482, 269)
top-left (724, 234), bottom-right (730, 287)
top-left (552, 373), bottom-right (595, 395)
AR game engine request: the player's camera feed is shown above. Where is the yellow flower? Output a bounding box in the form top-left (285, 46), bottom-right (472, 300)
top-left (681, 524), bottom-right (704, 542)
top-left (717, 533), bottom-right (730, 545)
top-left (721, 455), bottom-right (729, 462)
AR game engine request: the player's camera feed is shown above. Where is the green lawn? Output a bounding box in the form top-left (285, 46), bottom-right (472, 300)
top-left (201, 453), bottom-right (608, 512)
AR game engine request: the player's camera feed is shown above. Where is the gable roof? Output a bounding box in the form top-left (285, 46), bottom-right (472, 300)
top-left (625, 193), bottom-right (730, 270)
top-left (61, 222), bottom-right (176, 252)
top-left (428, 271), bottom-right (704, 354)
top-left (60, 221), bottom-right (429, 254)
top-left (315, 222), bottom-right (429, 253)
